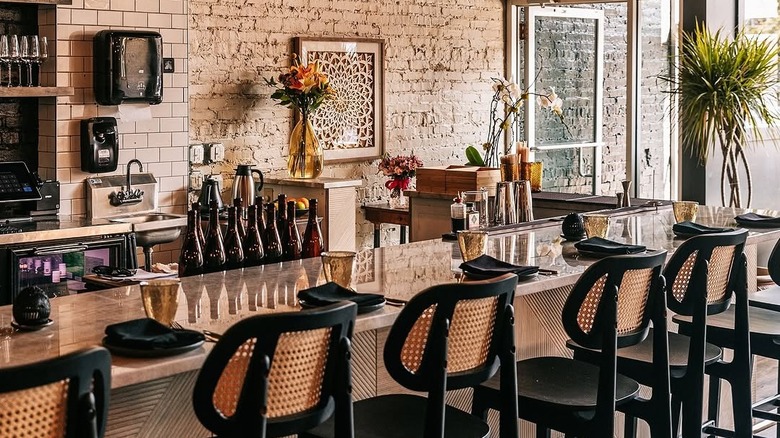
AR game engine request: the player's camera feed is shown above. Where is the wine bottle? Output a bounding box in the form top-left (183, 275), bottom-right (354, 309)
top-left (191, 201), bottom-right (206, 249)
top-left (178, 209), bottom-right (204, 277)
top-left (276, 193), bottom-right (288, 246)
top-left (233, 198), bottom-right (246, 240)
top-left (302, 198), bottom-right (324, 258)
top-left (263, 203), bottom-right (283, 264)
top-left (203, 201), bottom-right (226, 272)
top-left (255, 195), bottom-right (266, 236)
top-left (224, 206), bottom-right (245, 270)
top-left (244, 203), bottom-right (265, 266)
top-left (283, 201), bottom-right (302, 261)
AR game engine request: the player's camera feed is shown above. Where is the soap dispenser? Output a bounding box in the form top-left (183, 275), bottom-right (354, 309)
top-left (81, 117), bottom-right (119, 173)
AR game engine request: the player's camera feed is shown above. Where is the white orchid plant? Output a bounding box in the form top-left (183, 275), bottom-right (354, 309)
top-left (478, 77), bottom-right (570, 167)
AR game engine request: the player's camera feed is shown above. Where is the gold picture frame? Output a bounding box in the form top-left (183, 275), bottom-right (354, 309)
top-left (295, 37), bottom-right (385, 163)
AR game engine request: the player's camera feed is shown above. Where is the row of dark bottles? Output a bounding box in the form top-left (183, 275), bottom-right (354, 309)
top-left (178, 194), bottom-right (324, 277)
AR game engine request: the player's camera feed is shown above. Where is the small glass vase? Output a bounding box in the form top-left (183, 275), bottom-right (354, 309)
top-left (287, 111), bottom-right (324, 179)
top-left (387, 177), bottom-right (410, 208)
top-left (388, 188), bottom-right (407, 208)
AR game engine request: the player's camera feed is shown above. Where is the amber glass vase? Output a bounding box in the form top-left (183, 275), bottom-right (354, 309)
top-left (287, 111), bottom-right (323, 179)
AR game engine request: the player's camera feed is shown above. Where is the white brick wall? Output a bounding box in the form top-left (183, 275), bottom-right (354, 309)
top-left (189, 0), bottom-right (505, 249)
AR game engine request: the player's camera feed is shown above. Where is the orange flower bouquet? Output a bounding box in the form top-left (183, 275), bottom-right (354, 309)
top-left (267, 55), bottom-right (334, 178)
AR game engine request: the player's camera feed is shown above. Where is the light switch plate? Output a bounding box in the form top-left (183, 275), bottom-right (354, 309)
top-left (189, 144), bottom-right (204, 164)
top-left (209, 143), bottom-right (225, 163)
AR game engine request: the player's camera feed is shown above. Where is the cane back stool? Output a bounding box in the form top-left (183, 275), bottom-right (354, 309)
top-left (192, 301), bottom-right (357, 438)
top-left (0, 346), bottom-right (111, 438)
top-left (472, 250), bottom-right (670, 438)
top-left (302, 273), bottom-right (519, 438)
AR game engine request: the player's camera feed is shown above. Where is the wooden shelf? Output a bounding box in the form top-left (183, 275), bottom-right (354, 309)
top-left (0, 86), bottom-right (74, 98)
top-left (0, 0), bottom-right (71, 4)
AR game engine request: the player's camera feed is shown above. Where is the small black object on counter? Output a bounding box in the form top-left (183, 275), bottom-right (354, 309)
top-left (12, 286), bottom-right (51, 327)
top-left (561, 213), bottom-right (586, 239)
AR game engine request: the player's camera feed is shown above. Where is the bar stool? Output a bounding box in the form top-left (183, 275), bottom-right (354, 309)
top-left (683, 236), bottom-right (780, 437)
top-left (471, 251), bottom-right (670, 437)
top-left (192, 301), bottom-right (357, 438)
top-left (303, 273), bottom-right (519, 438)
top-left (0, 347), bottom-right (111, 438)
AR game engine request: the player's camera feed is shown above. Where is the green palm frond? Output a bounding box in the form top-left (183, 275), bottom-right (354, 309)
top-left (660, 22), bottom-right (780, 163)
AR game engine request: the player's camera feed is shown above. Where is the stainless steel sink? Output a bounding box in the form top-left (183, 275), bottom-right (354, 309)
top-left (110, 213), bottom-right (186, 248)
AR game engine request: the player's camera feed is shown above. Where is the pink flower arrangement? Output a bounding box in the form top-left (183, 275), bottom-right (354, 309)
top-left (378, 153), bottom-right (423, 197)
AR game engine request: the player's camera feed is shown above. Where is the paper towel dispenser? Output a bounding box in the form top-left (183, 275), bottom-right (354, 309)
top-left (94, 30), bottom-right (163, 105)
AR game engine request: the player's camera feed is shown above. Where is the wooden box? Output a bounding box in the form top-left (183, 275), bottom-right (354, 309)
top-left (415, 165), bottom-right (464, 194)
top-left (415, 165), bottom-right (500, 196)
top-left (446, 166), bottom-right (501, 196)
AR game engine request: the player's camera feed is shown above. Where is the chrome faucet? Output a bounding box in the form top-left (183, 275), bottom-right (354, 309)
top-left (126, 159), bottom-right (143, 194)
top-left (110, 159), bottom-right (145, 206)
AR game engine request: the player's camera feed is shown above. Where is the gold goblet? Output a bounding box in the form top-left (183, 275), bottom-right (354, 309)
top-left (457, 230), bottom-right (489, 262)
top-left (321, 251), bottom-right (356, 289)
top-left (673, 201), bottom-right (699, 223)
top-left (582, 214), bottom-right (610, 239)
top-left (140, 279), bottom-right (181, 326)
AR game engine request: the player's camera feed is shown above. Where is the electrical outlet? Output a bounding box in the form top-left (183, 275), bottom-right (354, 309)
top-left (189, 170), bottom-right (203, 190)
top-left (189, 144), bottom-right (204, 164)
top-left (208, 143), bottom-right (225, 163)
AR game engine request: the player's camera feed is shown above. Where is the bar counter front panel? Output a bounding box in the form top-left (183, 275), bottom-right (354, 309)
top-left (0, 205), bottom-right (777, 437)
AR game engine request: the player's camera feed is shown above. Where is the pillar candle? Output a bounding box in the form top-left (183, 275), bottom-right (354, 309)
top-left (516, 141), bottom-right (529, 163)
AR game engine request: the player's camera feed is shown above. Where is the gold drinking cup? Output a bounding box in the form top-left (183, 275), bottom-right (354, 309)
top-left (140, 279), bottom-right (181, 326)
top-left (673, 201), bottom-right (699, 223)
top-left (321, 251), bottom-right (356, 289)
top-left (457, 230), bottom-right (489, 262)
top-left (582, 214), bottom-right (610, 239)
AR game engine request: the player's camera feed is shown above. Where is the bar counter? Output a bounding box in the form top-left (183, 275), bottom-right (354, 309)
top-left (1, 205), bottom-right (778, 437)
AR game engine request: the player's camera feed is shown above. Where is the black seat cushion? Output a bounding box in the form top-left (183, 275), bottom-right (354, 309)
top-left (567, 329), bottom-right (722, 379)
top-left (674, 306), bottom-right (780, 358)
top-left (480, 356), bottom-right (639, 411)
top-left (302, 394), bottom-right (489, 438)
top-left (749, 286), bottom-right (780, 312)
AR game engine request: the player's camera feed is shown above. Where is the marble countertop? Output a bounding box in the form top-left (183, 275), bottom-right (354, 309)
top-left (0, 205), bottom-right (778, 388)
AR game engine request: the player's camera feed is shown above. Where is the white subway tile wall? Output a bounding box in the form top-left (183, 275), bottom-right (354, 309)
top-left (55, 0), bottom-right (189, 264)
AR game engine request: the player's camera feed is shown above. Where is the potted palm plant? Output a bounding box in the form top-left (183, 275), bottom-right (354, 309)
top-left (661, 23), bottom-right (780, 208)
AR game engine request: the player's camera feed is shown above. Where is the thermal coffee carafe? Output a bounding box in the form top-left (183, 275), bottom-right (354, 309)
top-left (197, 176), bottom-right (223, 213)
top-left (231, 165), bottom-right (264, 209)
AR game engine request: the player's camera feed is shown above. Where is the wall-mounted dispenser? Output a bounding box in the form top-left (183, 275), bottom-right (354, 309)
top-left (94, 30), bottom-right (163, 106)
top-left (81, 117), bottom-right (119, 173)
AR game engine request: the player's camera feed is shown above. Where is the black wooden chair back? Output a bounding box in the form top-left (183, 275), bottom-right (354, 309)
top-left (383, 273), bottom-right (519, 438)
top-left (192, 301), bottom-right (357, 438)
top-left (561, 250), bottom-right (668, 433)
top-left (769, 236), bottom-right (780, 285)
top-left (0, 346), bottom-right (111, 438)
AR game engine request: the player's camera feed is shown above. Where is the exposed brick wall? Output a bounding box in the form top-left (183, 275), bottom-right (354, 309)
top-left (55, 0), bottom-right (189, 264)
top-left (189, 0), bottom-right (505, 249)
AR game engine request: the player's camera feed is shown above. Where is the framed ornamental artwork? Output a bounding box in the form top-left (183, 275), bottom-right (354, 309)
top-left (294, 37), bottom-right (385, 163)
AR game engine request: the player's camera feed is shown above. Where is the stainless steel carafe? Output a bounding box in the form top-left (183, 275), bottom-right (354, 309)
top-left (197, 176), bottom-right (223, 212)
top-left (494, 181), bottom-right (517, 225)
top-left (514, 180), bottom-right (534, 222)
top-left (231, 165), bottom-right (264, 208)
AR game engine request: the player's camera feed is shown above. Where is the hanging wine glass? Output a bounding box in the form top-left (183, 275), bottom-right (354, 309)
top-left (36, 36), bottom-right (47, 87)
top-left (19, 36), bottom-right (32, 87)
top-left (27, 36), bottom-right (39, 87)
top-left (0, 36), bottom-right (9, 87)
top-left (9, 35), bottom-right (19, 87)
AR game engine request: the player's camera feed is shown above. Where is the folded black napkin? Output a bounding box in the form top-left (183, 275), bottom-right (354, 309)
top-left (673, 221), bottom-right (732, 236)
top-left (735, 213), bottom-right (780, 227)
top-left (574, 237), bottom-right (646, 255)
top-left (297, 282), bottom-right (385, 307)
top-left (104, 318), bottom-right (204, 350)
top-left (459, 254), bottom-right (539, 277)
